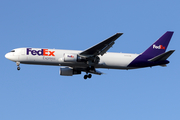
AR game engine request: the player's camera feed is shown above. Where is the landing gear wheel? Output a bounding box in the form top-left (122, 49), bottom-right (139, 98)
top-left (88, 74), bottom-right (92, 78)
top-left (84, 75), bottom-right (88, 79)
top-left (84, 74), bottom-right (92, 79)
top-left (17, 67), bottom-right (20, 70)
top-left (16, 62), bottom-right (20, 71)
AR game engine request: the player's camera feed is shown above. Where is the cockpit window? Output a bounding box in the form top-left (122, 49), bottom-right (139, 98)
top-left (10, 50), bottom-right (15, 52)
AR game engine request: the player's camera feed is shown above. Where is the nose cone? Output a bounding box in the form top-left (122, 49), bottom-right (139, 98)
top-left (5, 53), bottom-right (9, 59)
top-left (5, 52), bottom-right (18, 62)
top-left (5, 53), bottom-right (12, 60)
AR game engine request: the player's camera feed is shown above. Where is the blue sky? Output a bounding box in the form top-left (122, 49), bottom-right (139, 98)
top-left (1, 0), bottom-right (180, 120)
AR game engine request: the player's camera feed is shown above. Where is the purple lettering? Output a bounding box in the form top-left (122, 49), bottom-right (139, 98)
top-left (26, 48), bottom-right (55, 56)
top-left (31, 50), bottom-right (37, 55)
top-left (37, 49), bottom-right (43, 55)
top-left (27, 48), bottom-right (32, 55)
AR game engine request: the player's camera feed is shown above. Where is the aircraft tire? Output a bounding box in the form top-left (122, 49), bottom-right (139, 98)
top-left (88, 74), bottom-right (92, 78)
top-left (17, 67), bottom-right (20, 70)
top-left (84, 75), bottom-right (87, 79)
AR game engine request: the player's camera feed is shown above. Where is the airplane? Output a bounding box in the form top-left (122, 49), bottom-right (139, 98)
top-left (5, 31), bottom-right (175, 79)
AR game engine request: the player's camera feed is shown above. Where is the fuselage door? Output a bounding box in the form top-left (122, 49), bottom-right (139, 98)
top-left (21, 49), bottom-right (25, 55)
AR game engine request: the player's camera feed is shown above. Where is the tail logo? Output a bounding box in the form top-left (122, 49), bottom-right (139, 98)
top-left (153, 44), bottom-right (165, 50)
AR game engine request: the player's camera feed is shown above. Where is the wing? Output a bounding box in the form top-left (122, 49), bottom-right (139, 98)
top-left (74, 67), bottom-right (103, 75)
top-left (75, 33), bottom-right (123, 75)
top-left (79, 33), bottom-right (123, 57)
top-left (83, 69), bottom-right (103, 75)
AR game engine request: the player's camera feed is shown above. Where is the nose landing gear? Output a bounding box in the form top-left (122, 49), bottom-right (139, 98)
top-left (16, 62), bottom-right (20, 70)
top-left (17, 66), bottom-right (20, 70)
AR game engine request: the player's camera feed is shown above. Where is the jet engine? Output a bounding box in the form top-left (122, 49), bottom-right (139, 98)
top-left (63, 53), bottom-right (87, 62)
top-left (64, 53), bottom-right (77, 62)
top-left (63, 53), bottom-right (100, 64)
top-left (59, 67), bottom-right (81, 76)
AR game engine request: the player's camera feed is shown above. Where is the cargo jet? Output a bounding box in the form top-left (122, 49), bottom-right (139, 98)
top-left (5, 31), bottom-right (175, 79)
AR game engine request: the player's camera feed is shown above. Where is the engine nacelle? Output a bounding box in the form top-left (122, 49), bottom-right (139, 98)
top-left (64, 53), bottom-right (77, 62)
top-left (63, 53), bottom-right (100, 64)
top-left (59, 67), bottom-right (81, 76)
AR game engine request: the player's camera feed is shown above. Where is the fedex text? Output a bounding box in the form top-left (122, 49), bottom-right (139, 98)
top-left (27, 48), bottom-right (55, 56)
top-left (153, 45), bottom-right (165, 49)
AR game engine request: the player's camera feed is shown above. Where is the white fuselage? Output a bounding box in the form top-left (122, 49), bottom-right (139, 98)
top-left (5, 48), bottom-right (139, 70)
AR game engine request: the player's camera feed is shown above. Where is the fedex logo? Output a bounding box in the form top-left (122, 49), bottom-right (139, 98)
top-left (153, 44), bottom-right (165, 49)
top-left (27, 48), bottom-right (55, 56)
top-left (67, 55), bottom-right (74, 58)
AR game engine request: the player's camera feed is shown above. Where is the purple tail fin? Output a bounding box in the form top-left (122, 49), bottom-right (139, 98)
top-left (141, 31), bottom-right (174, 58)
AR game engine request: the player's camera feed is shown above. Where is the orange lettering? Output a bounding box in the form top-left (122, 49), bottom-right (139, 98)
top-left (49, 51), bottom-right (55, 56)
top-left (43, 49), bottom-right (48, 56)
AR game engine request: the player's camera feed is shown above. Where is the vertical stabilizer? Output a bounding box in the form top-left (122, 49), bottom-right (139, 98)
top-left (141, 31), bottom-right (174, 58)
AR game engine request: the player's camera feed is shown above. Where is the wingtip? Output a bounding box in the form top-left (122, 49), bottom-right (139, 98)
top-left (116, 33), bottom-right (123, 37)
top-left (116, 33), bottom-right (123, 35)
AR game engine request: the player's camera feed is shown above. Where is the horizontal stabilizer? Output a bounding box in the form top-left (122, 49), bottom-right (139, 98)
top-left (148, 50), bottom-right (175, 62)
top-left (159, 64), bottom-right (167, 67)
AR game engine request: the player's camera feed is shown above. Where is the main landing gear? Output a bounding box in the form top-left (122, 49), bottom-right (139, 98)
top-left (84, 66), bottom-right (94, 79)
top-left (16, 62), bottom-right (20, 70)
top-left (84, 74), bottom-right (92, 79)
